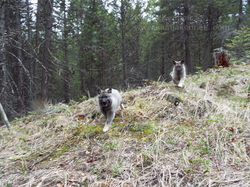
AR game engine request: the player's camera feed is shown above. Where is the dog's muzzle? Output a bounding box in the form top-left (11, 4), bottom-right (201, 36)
top-left (175, 66), bottom-right (183, 72)
top-left (102, 102), bottom-right (108, 107)
top-left (99, 97), bottom-right (110, 107)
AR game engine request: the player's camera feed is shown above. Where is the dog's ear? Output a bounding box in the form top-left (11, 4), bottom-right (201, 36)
top-left (97, 88), bottom-right (102, 94)
top-left (181, 60), bottom-right (185, 64)
top-left (173, 61), bottom-right (177, 65)
top-left (108, 87), bottom-right (112, 93)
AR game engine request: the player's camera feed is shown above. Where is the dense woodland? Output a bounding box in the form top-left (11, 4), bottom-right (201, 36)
top-left (0, 0), bottom-right (250, 119)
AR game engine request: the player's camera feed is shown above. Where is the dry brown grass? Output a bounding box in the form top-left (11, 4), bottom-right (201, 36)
top-left (1, 64), bottom-right (250, 187)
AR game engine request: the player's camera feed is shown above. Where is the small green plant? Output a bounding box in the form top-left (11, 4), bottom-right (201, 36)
top-left (189, 158), bottom-right (212, 173)
top-left (60, 145), bottom-right (70, 154)
top-left (19, 137), bottom-right (27, 143)
top-left (76, 124), bottom-right (103, 138)
top-left (21, 160), bottom-right (27, 176)
top-left (111, 162), bottom-right (124, 177)
top-left (138, 152), bottom-right (152, 167)
top-left (206, 117), bottom-right (225, 123)
top-left (246, 83), bottom-right (250, 93)
top-left (104, 141), bottom-right (118, 150)
top-left (79, 96), bottom-right (88, 102)
top-left (194, 138), bottom-right (211, 156)
top-left (129, 122), bottom-right (155, 135)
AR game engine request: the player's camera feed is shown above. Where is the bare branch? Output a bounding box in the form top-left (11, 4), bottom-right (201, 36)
top-left (0, 102), bottom-right (11, 130)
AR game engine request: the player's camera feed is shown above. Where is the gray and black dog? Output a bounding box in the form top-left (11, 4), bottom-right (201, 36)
top-left (97, 88), bottom-right (124, 132)
top-left (170, 60), bottom-right (186, 88)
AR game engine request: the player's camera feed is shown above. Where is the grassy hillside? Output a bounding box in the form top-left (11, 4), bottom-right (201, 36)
top-left (1, 63), bottom-right (250, 187)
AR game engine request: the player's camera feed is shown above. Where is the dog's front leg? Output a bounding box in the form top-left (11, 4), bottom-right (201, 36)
top-left (120, 103), bottom-right (124, 109)
top-left (120, 103), bottom-right (124, 118)
top-left (178, 78), bottom-right (185, 87)
top-left (103, 112), bottom-right (115, 132)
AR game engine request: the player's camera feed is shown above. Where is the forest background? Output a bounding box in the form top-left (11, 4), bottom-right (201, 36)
top-left (0, 0), bottom-right (250, 120)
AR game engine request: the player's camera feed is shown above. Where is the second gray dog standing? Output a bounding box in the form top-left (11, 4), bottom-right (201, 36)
top-left (171, 60), bottom-right (187, 88)
top-left (97, 88), bottom-right (124, 132)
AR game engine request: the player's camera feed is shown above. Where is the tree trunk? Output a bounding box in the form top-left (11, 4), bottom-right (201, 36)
top-left (183, 1), bottom-right (192, 74)
top-left (134, 20), bottom-right (141, 82)
top-left (0, 2), bottom-right (8, 114)
top-left (26, 0), bottom-right (34, 101)
top-left (237, 0), bottom-right (243, 29)
top-left (120, 0), bottom-right (127, 86)
top-left (160, 40), bottom-right (165, 80)
top-left (203, 4), bottom-right (213, 70)
top-left (35, 0), bottom-right (42, 99)
top-left (15, 0), bottom-right (25, 112)
top-left (42, 0), bottom-right (54, 99)
top-left (62, 0), bottom-right (70, 103)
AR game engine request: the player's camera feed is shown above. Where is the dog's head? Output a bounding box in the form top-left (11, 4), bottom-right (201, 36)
top-left (173, 60), bottom-right (184, 72)
top-left (97, 88), bottom-right (112, 108)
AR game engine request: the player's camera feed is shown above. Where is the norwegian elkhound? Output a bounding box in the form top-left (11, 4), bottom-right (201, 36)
top-left (97, 87), bottom-right (124, 132)
top-left (170, 60), bottom-right (186, 88)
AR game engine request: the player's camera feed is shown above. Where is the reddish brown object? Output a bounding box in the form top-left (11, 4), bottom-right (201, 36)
top-left (213, 48), bottom-right (230, 67)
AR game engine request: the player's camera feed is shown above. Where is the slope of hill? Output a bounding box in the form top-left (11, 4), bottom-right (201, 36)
top-left (1, 64), bottom-right (250, 187)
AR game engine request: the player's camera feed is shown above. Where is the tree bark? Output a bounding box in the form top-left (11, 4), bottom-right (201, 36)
top-left (35, 0), bottom-right (42, 99)
top-left (26, 0), bottom-right (34, 101)
top-left (203, 4), bottom-right (213, 70)
top-left (42, 0), bottom-right (54, 99)
top-left (15, 0), bottom-right (25, 111)
top-left (62, 0), bottom-right (70, 103)
top-left (160, 40), bottom-right (165, 80)
top-left (0, 2), bottom-right (8, 117)
top-left (237, 0), bottom-right (243, 29)
top-left (183, 1), bottom-right (192, 74)
top-left (121, 0), bottom-right (127, 86)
